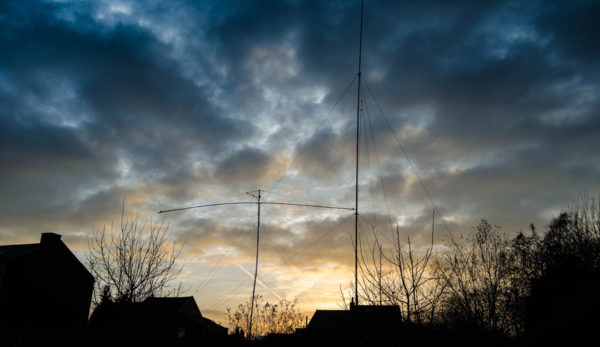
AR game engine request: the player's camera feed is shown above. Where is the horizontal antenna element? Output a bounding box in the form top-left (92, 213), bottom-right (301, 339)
top-left (158, 201), bottom-right (354, 214)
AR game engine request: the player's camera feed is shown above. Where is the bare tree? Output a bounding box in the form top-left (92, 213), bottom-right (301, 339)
top-left (567, 192), bottom-right (600, 236)
top-left (521, 193), bottom-right (600, 342)
top-left (227, 295), bottom-right (303, 338)
top-left (355, 223), bottom-right (444, 324)
top-left (87, 206), bottom-right (184, 304)
top-left (434, 219), bottom-right (514, 333)
top-left (541, 192), bottom-right (600, 270)
top-left (386, 225), bottom-right (444, 323)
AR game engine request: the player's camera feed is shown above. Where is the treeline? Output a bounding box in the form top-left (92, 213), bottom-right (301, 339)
top-left (357, 193), bottom-right (600, 344)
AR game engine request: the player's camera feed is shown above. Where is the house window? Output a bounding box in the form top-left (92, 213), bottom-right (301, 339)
top-left (178, 328), bottom-right (185, 339)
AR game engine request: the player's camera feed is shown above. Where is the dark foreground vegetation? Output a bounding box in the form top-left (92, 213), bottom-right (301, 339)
top-left (1, 194), bottom-right (600, 346)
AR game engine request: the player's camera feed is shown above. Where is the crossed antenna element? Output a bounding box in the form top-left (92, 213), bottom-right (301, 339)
top-left (158, 189), bottom-right (354, 337)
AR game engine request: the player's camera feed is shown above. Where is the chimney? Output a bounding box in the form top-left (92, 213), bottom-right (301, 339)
top-left (41, 232), bottom-right (62, 245)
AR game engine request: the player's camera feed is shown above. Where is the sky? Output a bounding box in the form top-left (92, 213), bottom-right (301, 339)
top-left (1, 0), bottom-right (599, 324)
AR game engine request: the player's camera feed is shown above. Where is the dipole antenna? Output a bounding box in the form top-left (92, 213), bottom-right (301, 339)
top-left (159, 189), bottom-right (353, 337)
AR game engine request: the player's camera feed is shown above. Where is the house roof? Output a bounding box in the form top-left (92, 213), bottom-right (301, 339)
top-left (90, 296), bottom-right (227, 334)
top-left (350, 304), bottom-right (402, 316)
top-left (0, 233), bottom-right (94, 283)
top-left (144, 296), bottom-right (195, 310)
top-left (307, 310), bottom-right (352, 330)
top-left (143, 296), bottom-right (226, 331)
top-left (0, 244), bottom-right (41, 262)
top-left (143, 296), bottom-right (202, 317)
top-left (307, 304), bottom-right (402, 331)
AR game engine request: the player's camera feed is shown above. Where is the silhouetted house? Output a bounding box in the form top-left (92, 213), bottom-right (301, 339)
top-left (300, 303), bottom-right (402, 346)
top-left (0, 233), bottom-right (94, 332)
top-left (89, 296), bottom-right (227, 346)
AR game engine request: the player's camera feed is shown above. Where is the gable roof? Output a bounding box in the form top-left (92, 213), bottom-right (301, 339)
top-left (144, 296), bottom-right (195, 307)
top-left (307, 309), bottom-right (352, 331)
top-left (0, 233), bottom-right (94, 283)
top-left (90, 296), bottom-right (227, 335)
top-left (307, 304), bottom-right (402, 331)
top-left (0, 244), bottom-right (40, 262)
top-left (143, 296), bottom-right (202, 317)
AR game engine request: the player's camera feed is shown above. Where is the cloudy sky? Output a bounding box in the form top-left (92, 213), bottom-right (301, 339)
top-left (1, 0), bottom-right (599, 323)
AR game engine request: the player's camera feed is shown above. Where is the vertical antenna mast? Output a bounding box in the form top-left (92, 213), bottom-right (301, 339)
top-left (354, 0), bottom-right (364, 307)
top-left (247, 189), bottom-right (261, 337)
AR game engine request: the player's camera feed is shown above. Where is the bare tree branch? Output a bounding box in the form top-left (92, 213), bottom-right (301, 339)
top-left (87, 206), bottom-right (184, 305)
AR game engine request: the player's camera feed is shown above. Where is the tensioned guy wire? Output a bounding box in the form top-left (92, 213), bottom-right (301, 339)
top-left (362, 77), bottom-right (451, 236)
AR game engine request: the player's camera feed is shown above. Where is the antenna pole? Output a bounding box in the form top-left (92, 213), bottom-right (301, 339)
top-left (354, 0), bottom-right (364, 307)
top-left (248, 189), bottom-right (261, 338)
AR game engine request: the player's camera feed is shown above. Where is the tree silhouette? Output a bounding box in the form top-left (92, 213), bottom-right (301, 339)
top-left (355, 225), bottom-right (443, 324)
top-left (523, 194), bottom-right (600, 344)
top-left (87, 206), bottom-right (184, 304)
top-left (434, 220), bottom-right (515, 333)
top-left (227, 295), bottom-right (302, 338)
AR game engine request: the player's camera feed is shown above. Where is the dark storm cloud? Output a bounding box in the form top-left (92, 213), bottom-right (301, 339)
top-left (0, 0), bottom-right (253, 237)
top-left (1, 0), bottom-right (599, 278)
top-left (534, 0), bottom-right (600, 63)
top-left (214, 148), bottom-right (278, 186)
top-left (203, 0), bottom-right (600, 214)
top-left (294, 128), bottom-right (351, 179)
top-left (351, 0), bottom-right (599, 236)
